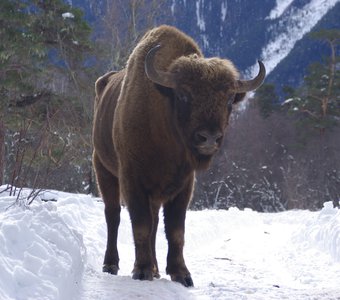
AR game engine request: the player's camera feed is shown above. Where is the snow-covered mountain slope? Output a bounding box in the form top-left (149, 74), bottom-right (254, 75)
top-left (167, 0), bottom-right (340, 89)
top-left (71, 0), bottom-right (339, 93)
top-left (1, 187), bottom-right (340, 299)
top-left (247, 0), bottom-right (339, 78)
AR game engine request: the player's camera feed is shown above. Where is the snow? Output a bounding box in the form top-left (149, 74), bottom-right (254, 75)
top-left (221, 1), bottom-right (227, 22)
top-left (196, 0), bottom-right (206, 32)
top-left (1, 186), bottom-right (340, 299)
top-left (62, 12), bottom-right (75, 19)
top-left (194, 0), bottom-right (210, 49)
top-left (171, 0), bottom-right (176, 15)
top-left (282, 98), bottom-right (295, 105)
top-left (247, 0), bottom-right (339, 78)
top-left (268, 0), bottom-right (294, 20)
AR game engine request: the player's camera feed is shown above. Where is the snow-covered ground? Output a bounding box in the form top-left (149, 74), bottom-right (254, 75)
top-left (1, 186), bottom-right (339, 300)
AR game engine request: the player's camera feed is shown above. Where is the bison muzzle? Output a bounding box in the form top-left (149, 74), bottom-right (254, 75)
top-left (92, 25), bottom-right (265, 287)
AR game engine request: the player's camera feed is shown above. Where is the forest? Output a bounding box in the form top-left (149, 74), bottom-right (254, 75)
top-left (0, 0), bottom-right (339, 211)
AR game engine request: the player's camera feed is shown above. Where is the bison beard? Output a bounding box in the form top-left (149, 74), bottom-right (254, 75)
top-left (92, 25), bottom-right (265, 287)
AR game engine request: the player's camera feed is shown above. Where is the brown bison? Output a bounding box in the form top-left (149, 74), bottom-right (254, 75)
top-left (92, 25), bottom-right (265, 287)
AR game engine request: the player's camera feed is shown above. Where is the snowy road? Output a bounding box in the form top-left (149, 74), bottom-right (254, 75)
top-left (1, 188), bottom-right (340, 299)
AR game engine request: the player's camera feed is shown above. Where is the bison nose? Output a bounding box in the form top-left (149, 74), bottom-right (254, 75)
top-left (194, 130), bottom-right (223, 155)
top-left (195, 130), bottom-right (223, 145)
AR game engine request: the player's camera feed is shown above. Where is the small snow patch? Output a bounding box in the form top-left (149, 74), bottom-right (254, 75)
top-left (62, 12), bottom-right (75, 19)
top-left (268, 0), bottom-right (294, 20)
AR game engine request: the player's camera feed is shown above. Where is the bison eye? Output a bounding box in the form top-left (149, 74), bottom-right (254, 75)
top-left (175, 93), bottom-right (191, 122)
top-left (228, 95), bottom-right (235, 104)
top-left (178, 94), bottom-right (189, 103)
top-left (227, 95), bottom-right (235, 112)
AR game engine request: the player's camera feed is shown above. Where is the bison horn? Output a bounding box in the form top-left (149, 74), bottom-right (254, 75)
top-left (236, 61), bottom-right (266, 93)
top-left (145, 45), bottom-right (177, 89)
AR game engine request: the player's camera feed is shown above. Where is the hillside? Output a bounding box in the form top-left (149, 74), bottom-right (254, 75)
top-left (70, 0), bottom-right (340, 93)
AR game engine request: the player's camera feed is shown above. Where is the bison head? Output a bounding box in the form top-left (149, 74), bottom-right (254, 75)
top-left (145, 45), bottom-right (265, 169)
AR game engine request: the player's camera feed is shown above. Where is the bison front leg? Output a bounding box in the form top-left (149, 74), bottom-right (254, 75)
top-left (150, 202), bottom-right (161, 279)
top-left (163, 177), bottom-right (194, 287)
top-left (126, 190), bottom-right (159, 281)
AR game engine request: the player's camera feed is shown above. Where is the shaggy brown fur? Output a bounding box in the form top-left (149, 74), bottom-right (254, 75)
top-left (92, 25), bottom-right (265, 287)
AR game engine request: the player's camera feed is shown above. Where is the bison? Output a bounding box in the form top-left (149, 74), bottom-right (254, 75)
top-left (92, 25), bottom-right (265, 287)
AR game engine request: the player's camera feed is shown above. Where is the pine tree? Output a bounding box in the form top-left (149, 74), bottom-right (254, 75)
top-left (0, 0), bottom-right (92, 107)
top-left (0, 0), bottom-right (94, 189)
top-left (284, 29), bottom-right (340, 133)
top-left (254, 83), bottom-right (280, 119)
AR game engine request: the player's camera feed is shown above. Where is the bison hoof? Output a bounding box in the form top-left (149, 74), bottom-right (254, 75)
top-left (103, 264), bottom-right (119, 275)
top-left (152, 264), bottom-right (160, 279)
top-left (132, 269), bottom-right (154, 281)
top-left (170, 274), bottom-right (194, 287)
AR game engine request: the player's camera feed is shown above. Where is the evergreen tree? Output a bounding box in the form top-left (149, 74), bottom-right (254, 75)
top-left (283, 29), bottom-right (340, 133)
top-left (0, 0), bottom-right (91, 107)
top-left (0, 0), bottom-right (94, 190)
top-left (254, 83), bottom-right (280, 118)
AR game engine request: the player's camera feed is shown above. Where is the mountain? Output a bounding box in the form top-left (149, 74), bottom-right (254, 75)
top-left (163, 0), bottom-right (340, 94)
top-left (70, 0), bottom-right (339, 97)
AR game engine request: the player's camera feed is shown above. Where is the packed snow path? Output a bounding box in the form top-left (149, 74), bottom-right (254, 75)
top-left (0, 187), bottom-right (339, 299)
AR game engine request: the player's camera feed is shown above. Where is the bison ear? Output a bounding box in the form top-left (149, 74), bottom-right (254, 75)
top-left (95, 71), bottom-right (118, 97)
top-left (233, 93), bottom-right (246, 104)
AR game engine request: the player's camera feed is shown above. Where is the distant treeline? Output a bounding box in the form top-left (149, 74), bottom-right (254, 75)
top-left (0, 1), bottom-right (339, 211)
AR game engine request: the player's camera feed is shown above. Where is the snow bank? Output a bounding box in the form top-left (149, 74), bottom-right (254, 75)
top-left (0, 189), bottom-right (85, 300)
top-left (293, 201), bottom-right (340, 262)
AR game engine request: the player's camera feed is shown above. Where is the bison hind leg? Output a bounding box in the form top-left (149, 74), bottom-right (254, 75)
top-left (93, 152), bottom-right (121, 275)
top-left (153, 264), bottom-right (161, 279)
top-left (103, 264), bottom-right (119, 275)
